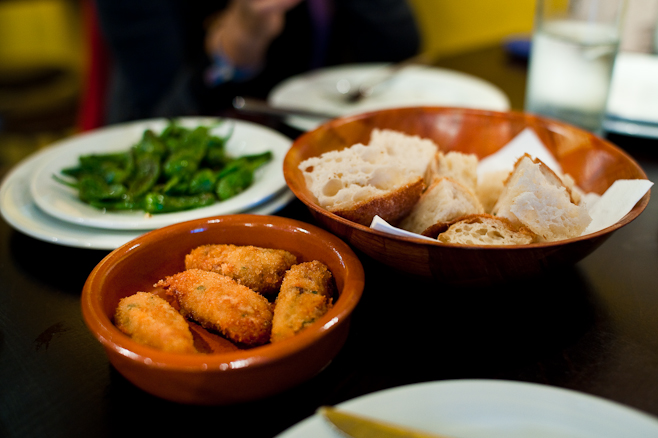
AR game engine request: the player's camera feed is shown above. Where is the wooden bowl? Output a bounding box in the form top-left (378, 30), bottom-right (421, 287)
top-left (284, 107), bottom-right (650, 286)
top-left (81, 214), bottom-right (364, 405)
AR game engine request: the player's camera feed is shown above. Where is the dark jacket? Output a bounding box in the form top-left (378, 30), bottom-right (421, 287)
top-left (95, 0), bottom-right (421, 123)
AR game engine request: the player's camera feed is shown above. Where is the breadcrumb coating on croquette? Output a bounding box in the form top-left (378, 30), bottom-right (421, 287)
top-left (271, 261), bottom-right (335, 343)
top-left (156, 269), bottom-right (273, 347)
top-left (184, 244), bottom-right (297, 295)
top-left (115, 291), bottom-right (197, 354)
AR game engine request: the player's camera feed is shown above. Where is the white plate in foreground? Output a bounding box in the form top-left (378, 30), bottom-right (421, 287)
top-left (268, 64), bottom-right (511, 131)
top-left (276, 379), bottom-right (658, 438)
top-left (0, 145), bottom-right (295, 250)
top-left (29, 117), bottom-right (291, 230)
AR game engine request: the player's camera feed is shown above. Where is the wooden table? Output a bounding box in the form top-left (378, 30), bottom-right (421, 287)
top-left (1, 45), bottom-right (657, 438)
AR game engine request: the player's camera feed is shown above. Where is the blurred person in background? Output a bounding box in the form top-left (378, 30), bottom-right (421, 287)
top-left (94, 0), bottom-right (421, 124)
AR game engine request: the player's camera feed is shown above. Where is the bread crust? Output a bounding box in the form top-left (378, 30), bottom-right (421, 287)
top-left (436, 213), bottom-right (538, 245)
top-left (422, 213), bottom-right (531, 238)
top-left (493, 154), bottom-right (591, 241)
top-left (504, 153), bottom-right (579, 204)
top-left (299, 129), bottom-right (437, 220)
top-left (399, 177), bottom-right (484, 235)
top-left (421, 221), bottom-right (452, 238)
top-left (330, 177), bottom-right (425, 226)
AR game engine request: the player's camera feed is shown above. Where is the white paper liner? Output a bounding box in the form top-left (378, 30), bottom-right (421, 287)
top-left (476, 128), bottom-right (562, 177)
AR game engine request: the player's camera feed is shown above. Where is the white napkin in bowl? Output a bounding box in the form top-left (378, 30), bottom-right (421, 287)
top-left (476, 128), bottom-right (561, 177)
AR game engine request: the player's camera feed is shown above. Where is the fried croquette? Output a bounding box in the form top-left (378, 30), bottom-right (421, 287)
top-left (156, 269), bottom-right (273, 346)
top-left (271, 261), bottom-right (335, 343)
top-left (115, 291), bottom-right (197, 354)
top-left (184, 244), bottom-right (297, 295)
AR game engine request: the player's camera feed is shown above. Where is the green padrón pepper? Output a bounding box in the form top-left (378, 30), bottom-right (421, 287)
top-left (53, 120), bottom-right (272, 214)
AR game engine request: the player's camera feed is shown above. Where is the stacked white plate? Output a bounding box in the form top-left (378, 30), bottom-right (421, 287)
top-left (268, 64), bottom-right (511, 131)
top-left (0, 117), bottom-right (295, 250)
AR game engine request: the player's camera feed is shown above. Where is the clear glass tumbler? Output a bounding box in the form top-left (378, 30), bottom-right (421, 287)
top-left (525, 0), bottom-right (627, 135)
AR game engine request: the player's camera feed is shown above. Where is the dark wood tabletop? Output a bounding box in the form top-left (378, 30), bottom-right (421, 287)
top-left (1, 44), bottom-right (657, 438)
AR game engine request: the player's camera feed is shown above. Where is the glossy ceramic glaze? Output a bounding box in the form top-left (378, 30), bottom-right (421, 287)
top-left (284, 107), bottom-right (650, 286)
top-left (81, 215), bottom-right (365, 405)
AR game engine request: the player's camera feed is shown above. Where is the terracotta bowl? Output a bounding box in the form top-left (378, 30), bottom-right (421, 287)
top-left (284, 107), bottom-right (650, 286)
top-left (81, 214), bottom-right (365, 405)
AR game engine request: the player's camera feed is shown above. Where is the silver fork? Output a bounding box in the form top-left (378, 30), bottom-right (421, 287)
top-left (337, 52), bottom-right (434, 103)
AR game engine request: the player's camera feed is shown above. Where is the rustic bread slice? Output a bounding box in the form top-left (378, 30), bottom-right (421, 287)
top-left (399, 177), bottom-right (485, 236)
top-left (493, 154), bottom-right (561, 221)
top-left (476, 169), bottom-right (510, 214)
top-left (298, 129), bottom-right (438, 226)
top-left (559, 172), bottom-right (583, 205)
top-left (492, 154), bottom-right (591, 241)
top-left (426, 150), bottom-right (479, 191)
top-left (331, 178), bottom-right (425, 226)
top-left (437, 214), bottom-right (537, 245)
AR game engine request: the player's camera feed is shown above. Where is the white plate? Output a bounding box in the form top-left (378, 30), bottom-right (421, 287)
top-left (0, 139), bottom-right (295, 250)
top-left (29, 117), bottom-right (291, 230)
top-left (276, 379), bottom-right (658, 438)
top-left (604, 52), bottom-right (658, 138)
top-left (268, 64), bottom-right (511, 131)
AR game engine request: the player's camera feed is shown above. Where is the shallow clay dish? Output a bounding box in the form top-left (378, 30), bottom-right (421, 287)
top-left (284, 107), bottom-right (650, 286)
top-left (81, 214), bottom-right (364, 405)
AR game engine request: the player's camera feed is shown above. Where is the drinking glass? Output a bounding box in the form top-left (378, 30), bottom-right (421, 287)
top-left (525, 0), bottom-right (627, 134)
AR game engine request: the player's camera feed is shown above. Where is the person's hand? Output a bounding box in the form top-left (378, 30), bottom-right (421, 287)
top-left (206, 0), bottom-right (304, 69)
top-left (231, 0), bottom-right (303, 41)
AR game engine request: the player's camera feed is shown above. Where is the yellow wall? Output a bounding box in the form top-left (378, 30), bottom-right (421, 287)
top-left (0, 0), bottom-right (537, 72)
top-left (0, 0), bottom-right (537, 78)
top-left (0, 0), bottom-right (84, 73)
top-left (408, 0), bottom-right (537, 57)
